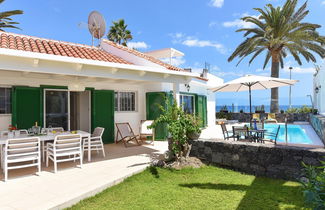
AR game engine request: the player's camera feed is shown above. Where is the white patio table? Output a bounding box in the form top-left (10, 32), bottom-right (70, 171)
top-left (0, 130), bottom-right (92, 162)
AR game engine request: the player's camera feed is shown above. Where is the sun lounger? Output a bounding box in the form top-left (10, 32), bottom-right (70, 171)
top-left (265, 113), bottom-right (278, 123)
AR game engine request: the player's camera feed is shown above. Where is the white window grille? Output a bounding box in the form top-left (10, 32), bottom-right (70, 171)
top-left (115, 91), bottom-right (136, 112)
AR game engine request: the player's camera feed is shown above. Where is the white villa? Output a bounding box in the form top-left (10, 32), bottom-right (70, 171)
top-left (0, 32), bottom-right (223, 143)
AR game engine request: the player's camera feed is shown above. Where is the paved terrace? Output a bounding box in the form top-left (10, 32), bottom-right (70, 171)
top-left (0, 141), bottom-right (168, 210)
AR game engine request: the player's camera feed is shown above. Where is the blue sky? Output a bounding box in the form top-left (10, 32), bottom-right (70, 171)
top-left (2, 0), bottom-right (325, 106)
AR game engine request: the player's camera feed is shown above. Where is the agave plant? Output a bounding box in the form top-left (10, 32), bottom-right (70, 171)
top-left (228, 0), bottom-right (325, 113)
top-left (0, 0), bottom-right (23, 31)
top-left (107, 19), bottom-right (132, 46)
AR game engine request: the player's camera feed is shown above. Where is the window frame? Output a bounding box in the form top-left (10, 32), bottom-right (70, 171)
top-left (179, 93), bottom-right (195, 115)
top-left (0, 86), bottom-right (12, 115)
top-left (114, 91), bottom-right (138, 112)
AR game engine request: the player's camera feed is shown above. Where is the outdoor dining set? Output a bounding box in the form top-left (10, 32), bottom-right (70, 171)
top-left (0, 126), bottom-right (105, 181)
top-left (220, 122), bottom-right (281, 144)
top-left (0, 120), bottom-right (155, 182)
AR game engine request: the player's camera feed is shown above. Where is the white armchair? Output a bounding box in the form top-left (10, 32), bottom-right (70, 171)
top-left (2, 137), bottom-right (41, 181)
top-left (83, 127), bottom-right (105, 158)
top-left (46, 134), bottom-right (82, 173)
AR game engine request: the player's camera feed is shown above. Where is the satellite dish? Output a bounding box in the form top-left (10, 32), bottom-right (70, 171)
top-left (88, 11), bottom-right (106, 46)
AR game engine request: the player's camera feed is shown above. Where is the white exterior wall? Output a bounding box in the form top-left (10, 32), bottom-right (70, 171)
top-left (0, 114), bottom-right (11, 131)
top-left (313, 64), bottom-right (325, 114)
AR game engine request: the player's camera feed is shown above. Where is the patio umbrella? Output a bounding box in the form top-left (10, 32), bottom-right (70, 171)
top-left (209, 74), bottom-right (298, 127)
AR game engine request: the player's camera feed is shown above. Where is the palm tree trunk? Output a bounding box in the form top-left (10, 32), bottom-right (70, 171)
top-left (270, 54), bottom-right (280, 113)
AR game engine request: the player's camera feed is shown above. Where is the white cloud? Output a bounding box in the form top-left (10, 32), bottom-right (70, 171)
top-left (169, 33), bottom-right (227, 54)
top-left (209, 0), bottom-right (224, 8)
top-left (127, 41), bottom-right (149, 49)
top-left (182, 39), bottom-right (226, 54)
top-left (223, 13), bottom-right (259, 28)
top-left (283, 66), bottom-right (316, 74)
top-left (161, 57), bottom-right (186, 67)
top-left (256, 63), bottom-right (315, 74)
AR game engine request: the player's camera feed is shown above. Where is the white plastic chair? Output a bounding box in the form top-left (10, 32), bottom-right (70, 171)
top-left (139, 120), bottom-right (155, 144)
top-left (83, 127), bottom-right (105, 158)
top-left (46, 134), bottom-right (82, 173)
top-left (42, 127), bottom-right (64, 162)
top-left (2, 137), bottom-right (41, 181)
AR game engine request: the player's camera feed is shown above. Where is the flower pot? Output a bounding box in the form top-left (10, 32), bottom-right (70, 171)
top-left (187, 132), bottom-right (201, 140)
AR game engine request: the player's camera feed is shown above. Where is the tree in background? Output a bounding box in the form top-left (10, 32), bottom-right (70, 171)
top-left (107, 19), bottom-right (132, 46)
top-left (0, 0), bottom-right (23, 31)
top-left (228, 0), bottom-right (325, 113)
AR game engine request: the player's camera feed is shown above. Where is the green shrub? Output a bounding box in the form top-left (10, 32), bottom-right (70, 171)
top-left (300, 161), bottom-right (325, 209)
top-left (286, 105), bottom-right (314, 114)
top-left (149, 97), bottom-right (201, 159)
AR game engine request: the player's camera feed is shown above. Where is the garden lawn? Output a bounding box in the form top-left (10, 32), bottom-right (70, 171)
top-left (68, 166), bottom-right (307, 210)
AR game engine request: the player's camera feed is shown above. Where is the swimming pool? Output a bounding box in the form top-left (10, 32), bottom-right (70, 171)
top-left (264, 124), bottom-right (314, 145)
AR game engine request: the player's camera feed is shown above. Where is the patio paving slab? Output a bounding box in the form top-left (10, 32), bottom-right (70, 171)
top-left (0, 141), bottom-right (168, 210)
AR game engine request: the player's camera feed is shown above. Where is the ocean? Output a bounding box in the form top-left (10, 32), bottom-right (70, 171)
top-left (216, 105), bottom-right (310, 113)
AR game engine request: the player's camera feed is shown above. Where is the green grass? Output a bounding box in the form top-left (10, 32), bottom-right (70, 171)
top-left (68, 166), bottom-right (307, 210)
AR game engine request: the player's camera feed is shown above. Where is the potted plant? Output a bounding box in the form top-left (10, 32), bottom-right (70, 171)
top-left (149, 97), bottom-right (201, 160)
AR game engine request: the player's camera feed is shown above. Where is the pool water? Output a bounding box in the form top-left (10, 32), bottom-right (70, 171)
top-left (263, 124), bottom-right (312, 144)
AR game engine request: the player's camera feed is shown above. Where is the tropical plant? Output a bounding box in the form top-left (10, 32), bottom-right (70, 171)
top-left (228, 0), bottom-right (325, 113)
top-left (107, 19), bottom-right (132, 46)
top-left (286, 105), bottom-right (317, 114)
top-left (0, 0), bottom-right (23, 31)
top-left (300, 160), bottom-right (325, 209)
top-left (149, 97), bottom-right (201, 160)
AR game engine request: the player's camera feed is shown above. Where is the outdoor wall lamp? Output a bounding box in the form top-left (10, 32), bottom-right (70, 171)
top-left (185, 84), bottom-right (190, 92)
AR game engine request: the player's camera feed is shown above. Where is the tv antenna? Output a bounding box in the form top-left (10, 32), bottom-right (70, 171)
top-left (87, 11), bottom-right (106, 47)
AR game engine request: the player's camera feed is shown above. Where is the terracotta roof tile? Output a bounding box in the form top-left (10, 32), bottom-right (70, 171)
top-left (0, 32), bottom-right (131, 65)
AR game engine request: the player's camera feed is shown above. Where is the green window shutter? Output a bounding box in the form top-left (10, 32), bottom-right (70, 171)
top-left (12, 86), bottom-right (42, 129)
top-left (91, 90), bottom-right (115, 143)
top-left (146, 92), bottom-right (168, 140)
top-left (195, 95), bottom-right (207, 127)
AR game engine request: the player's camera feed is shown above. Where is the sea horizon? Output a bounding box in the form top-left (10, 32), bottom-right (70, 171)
top-left (216, 105), bottom-right (311, 113)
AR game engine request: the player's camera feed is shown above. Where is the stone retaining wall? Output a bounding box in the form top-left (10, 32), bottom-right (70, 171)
top-left (190, 139), bottom-right (325, 180)
top-left (216, 112), bottom-right (310, 123)
top-left (309, 114), bottom-right (325, 145)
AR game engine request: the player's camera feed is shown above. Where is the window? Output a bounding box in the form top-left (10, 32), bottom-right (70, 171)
top-left (0, 87), bottom-right (11, 114)
top-left (180, 94), bottom-right (195, 114)
top-left (115, 91), bottom-right (136, 112)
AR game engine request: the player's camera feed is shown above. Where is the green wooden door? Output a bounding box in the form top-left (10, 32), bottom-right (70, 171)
top-left (91, 90), bottom-right (114, 143)
top-left (196, 95), bottom-right (207, 127)
top-left (146, 92), bottom-right (169, 140)
top-left (12, 86), bottom-right (42, 129)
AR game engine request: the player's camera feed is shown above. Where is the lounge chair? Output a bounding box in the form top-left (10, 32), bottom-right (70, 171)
top-left (115, 123), bottom-right (141, 147)
top-left (220, 123), bottom-right (235, 140)
top-left (251, 113), bottom-right (261, 122)
top-left (139, 120), bottom-right (155, 145)
top-left (265, 113), bottom-right (278, 123)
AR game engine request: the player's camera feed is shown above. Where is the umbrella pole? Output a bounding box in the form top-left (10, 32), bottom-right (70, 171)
top-left (249, 85), bottom-right (252, 128)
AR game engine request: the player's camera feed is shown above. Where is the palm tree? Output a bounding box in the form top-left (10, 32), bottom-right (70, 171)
top-left (107, 19), bottom-right (132, 46)
top-left (0, 0), bottom-right (23, 31)
top-left (228, 0), bottom-right (325, 113)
